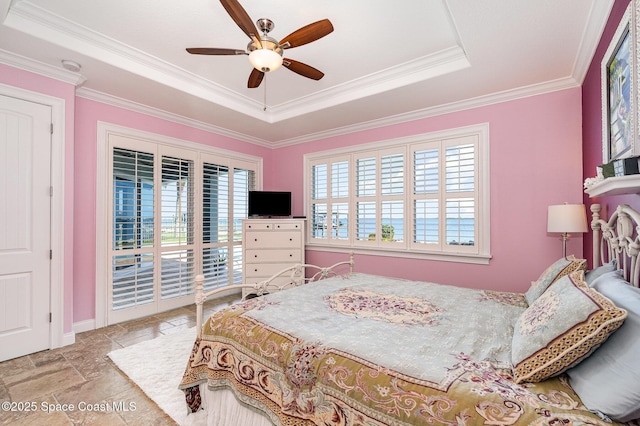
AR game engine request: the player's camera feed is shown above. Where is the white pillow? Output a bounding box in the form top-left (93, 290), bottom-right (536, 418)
top-left (584, 260), bottom-right (617, 286)
top-left (566, 273), bottom-right (640, 423)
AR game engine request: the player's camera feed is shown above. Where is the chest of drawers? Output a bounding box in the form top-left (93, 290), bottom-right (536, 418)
top-left (242, 218), bottom-right (305, 296)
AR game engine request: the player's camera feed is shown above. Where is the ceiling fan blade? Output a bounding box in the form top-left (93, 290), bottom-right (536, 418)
top-left (186, 48), bottom-right (246, 55)
top-left (219, 0), bottom-right (262, 48)
top-left (248, 68), bottom-right (265, 88)
top-left (279, 19), bottom-right (333, 49)
top-left (283, 58), bottom-right (324, 80)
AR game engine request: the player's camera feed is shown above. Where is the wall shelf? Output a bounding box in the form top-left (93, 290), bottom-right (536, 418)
top-left (585, 175), bottom-right (640, 197)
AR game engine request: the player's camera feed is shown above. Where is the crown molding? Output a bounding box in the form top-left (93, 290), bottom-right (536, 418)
top-left (0, 0), bottom-right (11, 22)
top-left (0, 48), bottom-right (86, 86)
top-left (267, 46), bottom-right (470, 121)
top-left (82, 76), bottom-right (581, 149)
top-left (572, 0), bottom-right (615, 83)
top-left (75, 87), bottom-right (273, 148)
top-left (271, 76), bottom-right (581, 148)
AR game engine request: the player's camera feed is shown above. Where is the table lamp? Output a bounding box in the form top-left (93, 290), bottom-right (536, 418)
top-left (547, 203), bottom-right (588, 257)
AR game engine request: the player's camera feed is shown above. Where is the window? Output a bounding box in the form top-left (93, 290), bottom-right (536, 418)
top-left (305, 124), bottom-right (490, 263)
top-left (100, 129), bottom-right (261, 325)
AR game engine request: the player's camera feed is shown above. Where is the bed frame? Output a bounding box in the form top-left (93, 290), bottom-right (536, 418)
top-left (194, 254), bottom-right (354, 337)
top-left (591, 203), bottom-right (640, 288)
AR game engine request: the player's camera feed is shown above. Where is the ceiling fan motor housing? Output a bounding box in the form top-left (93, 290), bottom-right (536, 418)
top-left (256, 18), bottom-right (275, 34)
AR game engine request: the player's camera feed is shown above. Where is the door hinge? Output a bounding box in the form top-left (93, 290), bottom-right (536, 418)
top-left (49, 312), bottom-right (52, 323)
top-left (50, 186), bottom-right (54, 197)
top-left (49, 250), bottom-right (52, 259)
top-left (50, 123), bottom-right (53, 134)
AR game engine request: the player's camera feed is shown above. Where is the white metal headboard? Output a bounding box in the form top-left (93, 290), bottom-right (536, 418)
top-left (591, 203), bottom-right (640, 288)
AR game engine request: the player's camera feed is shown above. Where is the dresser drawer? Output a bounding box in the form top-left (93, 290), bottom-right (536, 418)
top-left (244, 263), bottom-right (300, 278)
top-left (245, 231), bottom-right (301, 248)
top-left (244, 221), bottom-right (303, 231)
top-left (244, 222), bottom-right (275, 231)
top-left (245, 249), bottom-right (302, 263)
top-left (271, 222), bottom-right (303, 231)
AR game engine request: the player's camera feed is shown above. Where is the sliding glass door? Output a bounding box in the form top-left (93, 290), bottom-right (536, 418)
top-left (106, 134), bottom-right (258, 324)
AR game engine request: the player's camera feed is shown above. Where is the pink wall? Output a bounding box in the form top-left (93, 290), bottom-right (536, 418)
top-left (1, 60), bottom-right (586, 329)
top-left (270, 89), bottom-right (585, 292)
top-left (73, 98), bottom-right (272, 323)
top-left (581, 0), bottom-right (639, 266)
top-left (0, 64), bottom-right (76, 334)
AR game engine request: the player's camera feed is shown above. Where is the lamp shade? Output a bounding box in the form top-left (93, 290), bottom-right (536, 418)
top-left (249, 48), bottom-right (283, 72)
top-left (547, 204), bottom-right (588, 233)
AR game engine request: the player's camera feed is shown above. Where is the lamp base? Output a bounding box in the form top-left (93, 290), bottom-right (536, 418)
top-left (561, 233), bottom-right (569, 258)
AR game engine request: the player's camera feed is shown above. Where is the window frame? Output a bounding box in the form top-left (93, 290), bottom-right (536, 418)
top-left (304, 123), bottom-right (490, 264)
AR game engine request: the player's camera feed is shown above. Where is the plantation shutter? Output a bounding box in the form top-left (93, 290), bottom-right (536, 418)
top-left (160, 155), bottom-right (195, 299)
top-left (413, 146), bottom-right (439, 247)
top-left (355, 156), bottom-right (376, 241)
top-left (330, 161), bottom-right (349, 240)
top-left (111, 147), bottom-right (155, 311)
top-left (380, 152), bottom-right (404, 243)
top-left (444, 141), bottom-right (476, 249)
top-left (232, 167), bottom-right (254, 280)
top-left (202, 162), bottom-right (229, 290)
top-left (410, 138), bottom-right (477, 253)
top-left (311, 163), bottom-right (328, 239)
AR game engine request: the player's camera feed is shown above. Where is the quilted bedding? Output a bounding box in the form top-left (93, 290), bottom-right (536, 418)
top-left (180, 273), bottom-right (624, 425)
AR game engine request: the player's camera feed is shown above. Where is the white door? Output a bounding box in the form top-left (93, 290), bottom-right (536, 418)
top-left (0, 95), bottom-right (52, 361)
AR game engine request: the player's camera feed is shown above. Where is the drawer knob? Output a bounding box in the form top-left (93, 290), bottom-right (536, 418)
top-left (254, 254), bottom-right (258, 258)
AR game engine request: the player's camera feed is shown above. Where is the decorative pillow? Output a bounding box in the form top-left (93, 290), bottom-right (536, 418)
top-left (512, 271), bottom-right (627, 384)
top-left (584, 260), bottom-right (617, 287)
top-left (524, 256), bottom-right (586, 305)
top-left (567, 273), bottom-right (640, 423)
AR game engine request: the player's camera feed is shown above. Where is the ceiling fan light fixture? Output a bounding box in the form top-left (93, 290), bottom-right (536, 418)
top-left (249, 47), bottom-right (283, 72)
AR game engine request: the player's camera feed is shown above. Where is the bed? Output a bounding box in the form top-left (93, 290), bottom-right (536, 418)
top-left (180, 203), bottom-right (640, 425)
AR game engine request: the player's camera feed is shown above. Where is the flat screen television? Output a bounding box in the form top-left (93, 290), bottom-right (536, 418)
top-left (248, 191), bottom-right (291, 217)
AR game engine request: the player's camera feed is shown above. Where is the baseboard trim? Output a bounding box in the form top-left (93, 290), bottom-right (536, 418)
top-left (62, 331), bottom-right (75, 347)
top-left (73, 319), bottom-right (96, 335)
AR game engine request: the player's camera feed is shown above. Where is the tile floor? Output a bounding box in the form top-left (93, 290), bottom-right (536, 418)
top-left (0, 296), bottom-right (237, 426)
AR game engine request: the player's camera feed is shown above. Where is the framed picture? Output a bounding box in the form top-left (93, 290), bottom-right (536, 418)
top-left (602, 2), bottom-right (637, 163)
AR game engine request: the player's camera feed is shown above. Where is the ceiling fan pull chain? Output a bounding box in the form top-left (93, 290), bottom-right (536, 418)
top-left (263, 75), bottom-right (267, 111)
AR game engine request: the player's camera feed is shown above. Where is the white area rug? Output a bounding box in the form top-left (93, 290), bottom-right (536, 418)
top-left (108, 328), bottom-right (207, 425)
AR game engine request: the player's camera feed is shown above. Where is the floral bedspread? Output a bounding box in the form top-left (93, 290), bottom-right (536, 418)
top-left (180, 273), bottom-right (625, 425)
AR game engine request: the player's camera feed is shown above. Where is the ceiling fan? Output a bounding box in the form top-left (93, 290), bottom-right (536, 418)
top-left (187, 0), bottom-right (334, 89)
